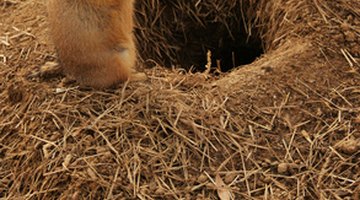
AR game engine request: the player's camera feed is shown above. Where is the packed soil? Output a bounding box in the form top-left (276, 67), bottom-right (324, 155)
top-left (1, 0), bottom-right (360, 199)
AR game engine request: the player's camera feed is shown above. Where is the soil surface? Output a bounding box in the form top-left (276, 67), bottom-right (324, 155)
top-left (0, 0), bottom-right (359, 199)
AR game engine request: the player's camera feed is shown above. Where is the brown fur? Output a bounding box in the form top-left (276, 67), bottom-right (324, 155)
top-left (47, 0), bottom-right (137, 89)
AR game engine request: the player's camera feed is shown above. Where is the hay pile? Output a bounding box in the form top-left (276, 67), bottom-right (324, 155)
top-left (1, 0), bottom-right (360, 199)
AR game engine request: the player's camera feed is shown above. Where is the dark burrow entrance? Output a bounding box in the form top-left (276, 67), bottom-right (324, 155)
top-left (135, 1), bottom-right (264, 73)
top-left (175, 22), bottom-right (264, 72)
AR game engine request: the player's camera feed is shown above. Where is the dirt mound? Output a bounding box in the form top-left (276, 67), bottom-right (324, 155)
top-left (1, 0), bottom-right (360, 199)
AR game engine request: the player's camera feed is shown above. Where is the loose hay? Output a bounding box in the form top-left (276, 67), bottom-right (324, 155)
top-left (1, 0), bottom-right (360, 199)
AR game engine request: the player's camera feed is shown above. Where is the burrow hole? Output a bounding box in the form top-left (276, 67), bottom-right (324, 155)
top-left (175, 22), bottom-right (264, 72)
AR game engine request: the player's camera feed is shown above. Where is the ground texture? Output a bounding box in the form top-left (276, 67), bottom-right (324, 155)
top-left (0, 0), bottom-right (360, 199)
